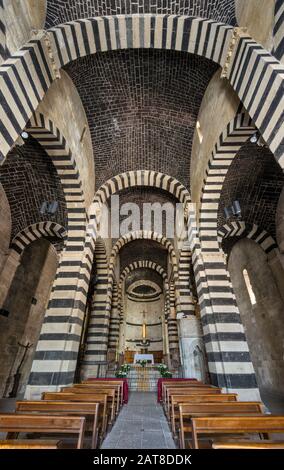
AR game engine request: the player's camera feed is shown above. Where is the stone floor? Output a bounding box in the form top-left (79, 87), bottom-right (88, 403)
top-left (101, 392), bottom-right (176, 449)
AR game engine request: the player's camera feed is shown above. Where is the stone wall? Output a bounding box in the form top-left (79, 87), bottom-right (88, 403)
top-left (0, 136), bottom-right (67, 238)
top-left (2, 0), bottom-right (46, 61)
top-left (66, 50), bottom-right (217, 190)
top-left (0, 184), bottom-right (11, 272)
top-left (35, 70), bottom-right (95, 208)
top-left (123, 294), bottom-right (165, 353)
top-left (228, 238), bottom-right (284, 398)
top-left (0, 238), bottom-right (58, 397)
top-left (235, 0), bottom-right (274, 51)
top-left (190, 69), bottom-right (240, 210)
top-left (46, 1), bottom-right (237, 28)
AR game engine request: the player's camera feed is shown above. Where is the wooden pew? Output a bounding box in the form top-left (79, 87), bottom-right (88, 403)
top-left (73, 382), bottom-right (122, 409)
top-left (61, 387), bottom-right (117, 423)
top-left (82, 380), bottom-right (125, 406)
top-left (161, 382), bottom-right (211, 404)
top-left (0, 414), bottom-right (86, 449)
top-left (169, 394), bottom-right (238, 435)
top-left (42, 392), bottom-right (109, 436)
top-left (16, 401), bottom-right (100, 449)
top-left (212, 440), bottom-right (284, 449)
top-left (0, 440), bottom-right (64, 449)
top-left (163, 384), bottom-right (221, 411)
top-left (66, 384), bottom-right (121, 415)
top-left (190, 416), bottom-right (284, 449)
top-left (178, 402), bottom-right (265, 449)
top-left (165, 387), bottom-right (222, 415)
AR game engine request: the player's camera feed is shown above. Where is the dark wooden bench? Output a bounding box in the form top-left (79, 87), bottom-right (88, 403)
top-left (165, 387), bottom-right (222, 415)
top-left (61, 387), bottom-right (117, 423)
top-left (0, 413), bottom-right (86, 449)
top-left (82, 380), bottom-right (124, 406)
top-left (16, 400), bottom-right (100, 448)
top-left (66, 384), bottom-right (121, 415)
top-left (190, 416), bottom-right (284, 449)
top-left (161, 382), bottom-right (212, 404)
top-left (42, 392), bottom-right (109, 435)
top-left (212, 440), bottom-right (284, 449)
top-left (0, 439), bottom-right (64, 449)
top-left (169, 394), bottom-right (238, 435)
top-left (178, 402), bottom-right (265, 448)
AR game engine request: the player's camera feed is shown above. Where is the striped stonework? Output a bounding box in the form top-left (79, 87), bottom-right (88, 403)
top-left (274, 0), bottom-right (284, 63)
top-left (88, 231), bottom-right (181, 370)
top-left (11, 222), bottom-right (67, 257)
top-left (0, 0), bottom-right (7, 64)
top-left (168, 282), bottom-right (180, 351)
top-left (23, 116), bottom-right (90, 398)
top-left (0, 32), bottom-right (58, 163)
top-left (118, 260), bottom-right (170, 315)
top-left (217, 220), bottom-right (278, 256)
top-left (118, 260), bottom-right (177, 351)
top-left (1, 15), bottom-right (284, 165)
top-left (177, 242), bottom-right (195, 319)
top-left (196, 113), bottom-right (260, 399)
top-left (80, 239), bottom-right (109, 378)
top-left (48, 15), bottom-right (232, 70)
top-left (93, 170), bottom-right (191, 208)
top-left (108, 281), bottom-right (120, 350)
top-left (226, 30), bottom-right (284, 165)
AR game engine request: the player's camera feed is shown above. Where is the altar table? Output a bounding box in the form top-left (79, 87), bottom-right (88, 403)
top-left (134, 353), bottom-right (154, 364)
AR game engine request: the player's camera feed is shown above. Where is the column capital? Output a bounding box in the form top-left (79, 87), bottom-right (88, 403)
top-left (221, 27), bottom-right (248, 79)
top-left (31, 29), bottom-right (61, 80)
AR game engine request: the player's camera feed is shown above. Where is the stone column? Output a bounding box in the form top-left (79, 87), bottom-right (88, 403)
top-left (0, 250), bottom-right (20, 309)
top-left (178, 316), bottom-right (207, 381)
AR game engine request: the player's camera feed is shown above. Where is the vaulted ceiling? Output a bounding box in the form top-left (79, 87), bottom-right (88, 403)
top-left (66, 49), bottom-right (218, 190)
top-left (218, 142), bottom-right (284, 253)
top-left (46, 0), bottom-right (237, 29)
top-left (0, 136), bottom-right (67, 239)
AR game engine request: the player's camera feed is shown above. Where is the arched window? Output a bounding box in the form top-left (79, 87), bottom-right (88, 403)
top-left (243, 268), bottom-right (256, 305)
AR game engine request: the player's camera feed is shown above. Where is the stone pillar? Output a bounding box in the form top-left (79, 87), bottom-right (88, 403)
top-left (189, 204), bottom-right (260, 401)
top-left (0, 250), bottom-right (20, 308)
top-left (178, 316), bottom-right (207, 381)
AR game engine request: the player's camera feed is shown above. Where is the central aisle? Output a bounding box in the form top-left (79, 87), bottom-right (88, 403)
top-left (101, 392), bottom-right (176, 449)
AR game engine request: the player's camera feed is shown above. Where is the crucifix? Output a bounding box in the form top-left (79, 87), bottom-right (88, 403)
top-left (141, 309), bottom-right (147, 339)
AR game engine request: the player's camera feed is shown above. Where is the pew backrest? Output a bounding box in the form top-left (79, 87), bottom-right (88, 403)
top-left (0, 413), bottom-right (86, 449)
top-left (191, 416), bottom-right (284, 449)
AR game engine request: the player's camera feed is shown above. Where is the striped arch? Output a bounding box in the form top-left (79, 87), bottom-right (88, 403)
top-left (87, 170), bottom-right (191, 243)
top-left (274, 0), bottom-right (284, 64)
top-left (11, 222), bottom-right (67, 257)
top-left (0, 0), bottom-right (6, 63)
top-left (195, 112), bottom-right (259, 395)
top-left (93, 170), bottom-right (191, 208)
top-left (118, 260), bottom-right (170, 315)
top-left (116, 260), bottom-right (179, 353)
top-left (89, 231), bottom-right (181, 366)
top-left (217, 220), bottom-right (278, 255)
top-left (24, 115), bottom-right (92, 394)
top-left (1, 15), bottom-right (284, 165)
top-left (26, 112), bottom-right (86, 230)
top-left (108, 280), bottom-right (119, 350)
top-left (177, 242), bottom-right (195, 318)
top-left (199, 111), bottom-right (255, 244)
top-left (82, 239), bottom-right (109, 371)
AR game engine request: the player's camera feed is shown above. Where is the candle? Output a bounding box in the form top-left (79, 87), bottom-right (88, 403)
top-left (142, 323), bottom-right (146, 339)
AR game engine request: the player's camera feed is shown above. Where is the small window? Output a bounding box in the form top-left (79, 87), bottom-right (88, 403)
top-left (196, 121), bottom-right (203, 144)
top-left (243, 269), bottom-right (256, 305)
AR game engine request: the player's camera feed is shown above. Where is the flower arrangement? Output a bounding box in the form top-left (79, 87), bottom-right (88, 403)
top-left (137, 359), bottom-right (148, 368)
top-left (115, 363), bottom-right (130, 378)
top-left (156, 363), bottom-right (172, 378)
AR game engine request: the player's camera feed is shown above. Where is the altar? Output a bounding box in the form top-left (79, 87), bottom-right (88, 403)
top-left (133, 353), bottom-right (154, 364)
